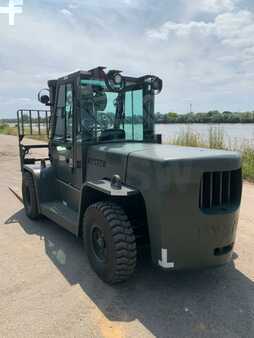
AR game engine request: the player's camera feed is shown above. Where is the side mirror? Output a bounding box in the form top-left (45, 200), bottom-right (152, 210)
top-left (40, 95), bottom-right (50, 105)
top-left (38, 89), bottom-right (50, 106)
top-left (143, 75), bottom-right (163, 95)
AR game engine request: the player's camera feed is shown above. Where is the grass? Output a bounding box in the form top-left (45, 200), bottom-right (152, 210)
top-left (172, 127), bottom-right (206, 148)
top-left (0, 123), bottom-right (48, 141)
top-left (0, 123), bottom-right (17, 136)
top-left (171, 126), bottom-right (226, 149)
top-left (241, 146), bottom-right (254, 182)
top-left (170, 126), bottom-right (254, 182)
top-left (208, 127), bottom-right (225, 149)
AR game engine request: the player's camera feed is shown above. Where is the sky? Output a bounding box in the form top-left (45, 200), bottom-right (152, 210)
top-left (0, 0), bottom-right (254, 117)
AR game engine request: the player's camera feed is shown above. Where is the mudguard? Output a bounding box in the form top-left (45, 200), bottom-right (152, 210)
top-left (23, 164), bottom-right (57, 212)
top-left (85, 179), bottom-right (138, 197)
top-left (77, 180), bottom-right (139, 234)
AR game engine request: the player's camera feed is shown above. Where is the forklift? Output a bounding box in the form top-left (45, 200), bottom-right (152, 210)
top-left (17, 67), bottom-right (242, 284)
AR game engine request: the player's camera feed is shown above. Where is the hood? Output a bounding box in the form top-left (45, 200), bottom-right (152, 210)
top-left (92, 142), bottom-right (240, 163)
top-left (87, 142), bottom-right (241, 184)
top-left (128, 143), bottom-right (240, 162)
top-left (126, 143), bottom-right (241, 173)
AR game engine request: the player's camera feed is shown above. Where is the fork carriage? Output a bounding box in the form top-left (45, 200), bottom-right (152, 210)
top-left (17, 109), bottom-right (50, 170)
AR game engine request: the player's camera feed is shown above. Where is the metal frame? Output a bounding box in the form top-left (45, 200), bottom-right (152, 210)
top-left (17, 109), bottom-right (51, 171)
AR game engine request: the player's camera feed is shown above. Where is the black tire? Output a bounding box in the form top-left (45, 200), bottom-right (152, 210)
top-left (83, 201), bottom-right (137, 284)
top-left (22, 172), bottom-right (40, 219)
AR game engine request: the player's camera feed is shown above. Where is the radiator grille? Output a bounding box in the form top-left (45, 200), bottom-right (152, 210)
top-left (199, 169), bottom-right (242, 212)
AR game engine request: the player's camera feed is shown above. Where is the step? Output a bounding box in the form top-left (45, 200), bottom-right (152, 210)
top-left (40, 201), bottom-right (79, 235)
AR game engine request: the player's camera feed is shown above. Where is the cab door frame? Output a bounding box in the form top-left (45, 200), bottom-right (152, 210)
top-left (50, 77), bottom-right (83, 211)
top-left (51, 79), bottom-right (75, 184)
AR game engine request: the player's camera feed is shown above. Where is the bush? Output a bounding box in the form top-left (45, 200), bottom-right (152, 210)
top-left (0, 124), bottom-right (17, 136)
top-left (171, 127), bottom-right (206, 148)
top-left (241, 147), bottom-right (254, 182)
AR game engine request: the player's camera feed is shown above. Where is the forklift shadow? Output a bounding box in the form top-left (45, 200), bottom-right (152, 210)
top-left (6, 208), bottom-right (254, 338)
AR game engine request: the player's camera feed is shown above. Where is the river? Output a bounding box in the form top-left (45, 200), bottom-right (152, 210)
top-left (7, 121), bottom-right (254, 147)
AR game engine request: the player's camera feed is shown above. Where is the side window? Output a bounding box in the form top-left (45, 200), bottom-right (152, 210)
top-left (80, 85), bottom-right (96, 140)
top-left (66, 84), bottom-right (73, 141)
top-left (133, 90), bottom-right (143, 140)
top-left (54, 83), bottom-right (73, 141)
top-left (54, 85), bottom-right (65, 139)
top-left (124, 90), bottom-right (144, 141)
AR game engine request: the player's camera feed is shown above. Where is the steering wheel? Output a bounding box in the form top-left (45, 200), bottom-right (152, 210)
top-left (99, 113), bottom-right (114, 128)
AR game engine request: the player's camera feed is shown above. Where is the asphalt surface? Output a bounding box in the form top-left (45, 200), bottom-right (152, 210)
top-left (0, 134), bottom-right (253, 338)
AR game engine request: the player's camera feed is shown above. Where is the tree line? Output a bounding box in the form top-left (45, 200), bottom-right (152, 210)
top-left (155, 111), bottom-right (254, 124)
top-left (2, 110), bottom-right (254, 125)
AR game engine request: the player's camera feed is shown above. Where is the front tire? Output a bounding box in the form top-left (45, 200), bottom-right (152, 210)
top-left (83, 201), bottom-right (137, 284)
top-left (22, 172), bottom-right (40, 219)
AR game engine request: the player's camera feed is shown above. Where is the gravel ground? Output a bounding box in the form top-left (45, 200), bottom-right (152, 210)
top-left (0, 134), bottom-right (253, 338)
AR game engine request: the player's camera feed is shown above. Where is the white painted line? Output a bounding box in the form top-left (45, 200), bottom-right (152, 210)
top-left (158, 248), bottom-right (175, 269)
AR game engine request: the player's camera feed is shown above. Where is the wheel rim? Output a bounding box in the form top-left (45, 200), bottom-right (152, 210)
top-left (91, 225), bottom-right (106, 262)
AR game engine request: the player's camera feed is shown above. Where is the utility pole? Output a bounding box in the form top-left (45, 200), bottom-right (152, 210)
top-left (185, 100), bottom-right (193, 114)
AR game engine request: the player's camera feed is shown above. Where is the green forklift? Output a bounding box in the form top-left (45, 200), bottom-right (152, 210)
top-left (17, 67), bottom-right (242, 284)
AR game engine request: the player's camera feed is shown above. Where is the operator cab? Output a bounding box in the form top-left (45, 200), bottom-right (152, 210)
top-left (42, 67), bottom-right (163, 145)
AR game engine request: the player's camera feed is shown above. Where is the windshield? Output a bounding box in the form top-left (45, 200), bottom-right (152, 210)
top-left (79, 79), bottom-right (151, 143)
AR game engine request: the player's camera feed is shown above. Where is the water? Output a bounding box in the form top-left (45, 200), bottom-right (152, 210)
top-left (156, 124), bottom-right (254, 147)
top-left (8, 121), bottom-right (254, 147)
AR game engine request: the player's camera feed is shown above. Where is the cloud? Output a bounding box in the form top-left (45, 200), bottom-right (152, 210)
top-left (147, 21), bottom-right (215, 39)
top-left (67, 0), bottom-right (141, 10)
top-left (147, 7), bottom-right (254, 111)
top-left (181, 0), bottom-right (238, 21)
top-left (148, 9), bottom-right (254, 74)
top-left (199, 0), bottom-right (237, 12)
top-left (147, 10), bottom-right (254, 56)
top-left (215, 10), bottom-right (254, 49)
top-left (0, 1), bottom-right (254, 116)
top-left (0, 3), bottom-right (156, 116)
top-left (60, 9), bottom-right (73, 17)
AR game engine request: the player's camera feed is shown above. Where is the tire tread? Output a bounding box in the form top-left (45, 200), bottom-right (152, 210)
top-left (84, 201), bottom-right (137, 284)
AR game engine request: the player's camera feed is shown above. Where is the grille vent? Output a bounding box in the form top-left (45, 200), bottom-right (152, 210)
top-left (199, 169), bottom-right (241, 212)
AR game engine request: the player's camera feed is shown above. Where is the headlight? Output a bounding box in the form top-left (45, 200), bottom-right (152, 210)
top-left (113, 73), bottom-right (122, 85)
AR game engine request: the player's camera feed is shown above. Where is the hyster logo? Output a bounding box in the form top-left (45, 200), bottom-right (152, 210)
top-left (88, 158), bottom-right (106, 168)
top-left (0, 0), bottom-right (23, 26)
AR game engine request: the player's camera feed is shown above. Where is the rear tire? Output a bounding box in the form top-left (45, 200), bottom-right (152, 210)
top-left (22, 172), bottom-right (40, 219)
top-left (83, 201), bottom-right (137, 284)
